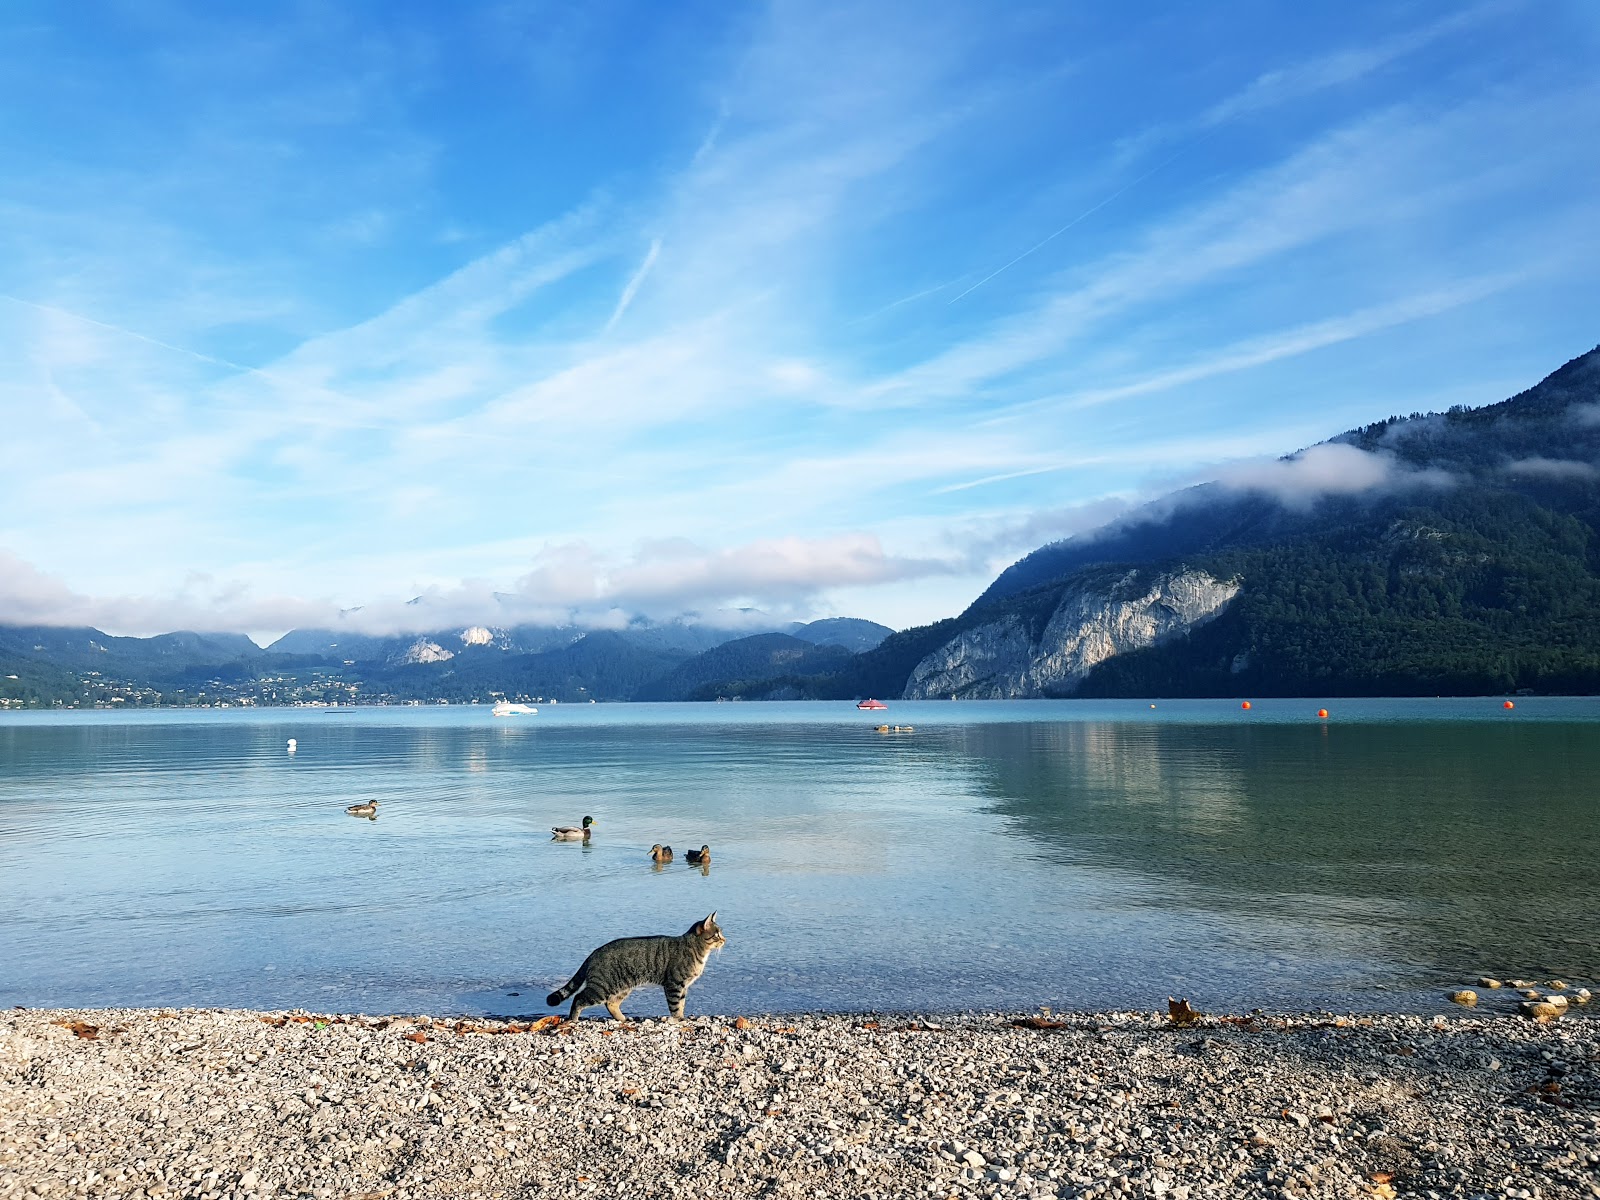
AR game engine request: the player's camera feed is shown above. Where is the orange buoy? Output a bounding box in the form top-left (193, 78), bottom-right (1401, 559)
top-left (1240, 701), bottom-right (1252, 710)
top-left (1317, 709), bottom-right (1328, 719)
top-left (1503, 700), bottom-right (1515, 709)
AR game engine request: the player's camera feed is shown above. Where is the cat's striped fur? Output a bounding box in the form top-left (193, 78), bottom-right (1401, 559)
top-left (546, 912), bottom-right (725, 1022)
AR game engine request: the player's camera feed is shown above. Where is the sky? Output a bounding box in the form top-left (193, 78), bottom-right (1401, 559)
top-left (1, 0), bottom-right (1597, 642)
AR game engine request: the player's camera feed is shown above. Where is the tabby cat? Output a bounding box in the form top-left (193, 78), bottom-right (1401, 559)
top-left (546, 912), bottom-right (725, 1022)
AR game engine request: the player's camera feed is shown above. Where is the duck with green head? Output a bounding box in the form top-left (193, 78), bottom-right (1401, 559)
top-left (551, 816), bottom-right (595, 842)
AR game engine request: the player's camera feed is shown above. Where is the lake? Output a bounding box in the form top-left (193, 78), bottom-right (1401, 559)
top-left (1, 698), bottom-right (1596, 1018)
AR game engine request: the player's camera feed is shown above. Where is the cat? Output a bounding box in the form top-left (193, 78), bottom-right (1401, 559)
top-left (545, 912), bottom-right (726, 1022)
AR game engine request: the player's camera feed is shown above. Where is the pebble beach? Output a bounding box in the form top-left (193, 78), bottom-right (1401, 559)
top-left (2, 1004), bottom-right (1597, 1200)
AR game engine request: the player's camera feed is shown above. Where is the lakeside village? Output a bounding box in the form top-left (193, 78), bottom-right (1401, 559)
top-left (0, 669), bottom-right (553, 711)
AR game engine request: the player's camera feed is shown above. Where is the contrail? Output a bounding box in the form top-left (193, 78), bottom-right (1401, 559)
top-left (0, 292), bottom-right (261, 374)
top-left (1, 292), bottom-right (376, 430)
top-left (605, 238), bottom-right (662, 332)
top-left (948, 137), bottom-right (1207, 304)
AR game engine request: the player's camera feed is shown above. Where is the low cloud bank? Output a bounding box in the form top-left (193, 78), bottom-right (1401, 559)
top-left (0, 552), bottom-right (331, 640)
top-left (0, 534), bottom-right (960, 640)
top-left (1209, 442), bottom-right (1453, 507)
top-left (1503, 456), bottom-right (1600, 480)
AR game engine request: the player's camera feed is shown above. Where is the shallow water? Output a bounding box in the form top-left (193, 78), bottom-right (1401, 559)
top-left (1, 698), bottom-right (1596, 1016)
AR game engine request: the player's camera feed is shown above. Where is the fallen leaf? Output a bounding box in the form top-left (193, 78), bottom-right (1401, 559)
top-left (1369, 1172), bottom-right (1393, 1184)
top-left (526, 1015), bottom-right (562, 1033)
top-left (1010, 1016), bottom-right (1069, 1030)
top-left (1167, 998), bottom-right (1201, 1026)
top-left (1371, 1185), bottom-right (1397, 1200)
top-left (52, 1020), bottom-right (98, 1039)
top-left (857, 1022), bottom-right (880, 1030)
top-left (402, 1032), bottom-right (428, 1044)
top-left (734, 1017), bottom-right (751, 1030)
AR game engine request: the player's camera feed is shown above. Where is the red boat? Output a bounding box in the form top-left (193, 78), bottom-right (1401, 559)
top-left (856, 698), bottom-right (888, 710)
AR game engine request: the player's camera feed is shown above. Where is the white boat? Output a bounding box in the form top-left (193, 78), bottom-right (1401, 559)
top-left (492, 700), bottom-right (538, 716)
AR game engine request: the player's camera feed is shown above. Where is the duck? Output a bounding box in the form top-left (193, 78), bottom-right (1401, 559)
top-left (685, 844), bottom-right (711, 865)
top-left (551, 816), bottom-right (595, 842)
top-left (344, 801), bottom-right (378, 818)
top-left (650, 844), bottom-right (674, 863)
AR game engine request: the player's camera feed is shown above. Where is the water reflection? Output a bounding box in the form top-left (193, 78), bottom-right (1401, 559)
top-left (950, 721), bottom-right (1600, 981)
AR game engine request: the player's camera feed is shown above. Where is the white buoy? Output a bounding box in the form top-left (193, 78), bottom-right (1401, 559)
top-left (287, 738), bottom-right (297, 753)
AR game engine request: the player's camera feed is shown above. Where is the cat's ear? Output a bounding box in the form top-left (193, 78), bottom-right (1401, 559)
top-left (706, 911), bottom-right (718, 929)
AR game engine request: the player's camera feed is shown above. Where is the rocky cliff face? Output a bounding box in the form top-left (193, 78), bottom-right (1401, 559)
top-left (904, 569), bottom-right (1240, 699)
top-left (391, 639), bottom-right (455, 666)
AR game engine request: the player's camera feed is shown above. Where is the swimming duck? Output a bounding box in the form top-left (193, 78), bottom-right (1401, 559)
top-left (552, 816), bottom-right (595, 842)
top-left (345, 801), bottom-right (378, 818)
top-left (650, 844), bottom-right (674, 863)
top-left (685, 844), bottom-right (711, 865)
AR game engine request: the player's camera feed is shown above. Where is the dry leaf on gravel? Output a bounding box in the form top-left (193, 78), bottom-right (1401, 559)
top-left (1167, 998), bottom-right (1201, 1026)
top-left (52, 1020), bottom-right (99, 1039)
top-left (1010, 1016), bottom-right (1070, 1030)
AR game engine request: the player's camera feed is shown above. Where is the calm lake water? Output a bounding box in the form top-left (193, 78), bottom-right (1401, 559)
top-left (1, 699), bottom-right (1597, 1018)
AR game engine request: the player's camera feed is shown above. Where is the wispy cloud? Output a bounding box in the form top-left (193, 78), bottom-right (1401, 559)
top-left (604, 237), bottom-right (662, 331)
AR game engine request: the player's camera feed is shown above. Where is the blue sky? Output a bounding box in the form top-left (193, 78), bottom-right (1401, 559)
top-left (1, 0), bottom-right (1597, 640)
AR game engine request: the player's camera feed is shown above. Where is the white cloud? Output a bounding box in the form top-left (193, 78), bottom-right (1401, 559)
top-left (1503, 456), bottom-right (1600, 480)
top-left (1211, 442), bottom-right (1453, 508)
top-left (0, 530), bottom-right (962, 638)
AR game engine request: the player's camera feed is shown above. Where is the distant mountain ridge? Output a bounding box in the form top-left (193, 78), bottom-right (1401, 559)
top-left (0, 612), bottom-right (894, 707)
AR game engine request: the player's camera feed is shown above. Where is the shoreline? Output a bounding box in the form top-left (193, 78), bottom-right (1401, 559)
top-left (3, 1006), bottom-right (1596, 1200)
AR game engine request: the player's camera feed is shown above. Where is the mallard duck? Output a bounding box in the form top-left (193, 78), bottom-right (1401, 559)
top-left (345, 801), bottom-right (378, 818)
top-left (685, 844), bottom-right (711, 865)
top-left (650, 844), bottom-right (674, 863)
top-left (552, 816), bottom-right (595, 841)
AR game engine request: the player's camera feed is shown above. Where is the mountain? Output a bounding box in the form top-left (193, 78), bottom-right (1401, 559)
top-left (635, 633), bottom-right (857, 701)
top-left (897, 344), bottom-right (1600, 698)
top-left (0, 609), bottom-right (896, 707)
top-left (787, 617), bottom-right (894, 653)
top-left (0, 625), bottom-right (263, 675)
top-left (368, 631), bottom-right (693, 703)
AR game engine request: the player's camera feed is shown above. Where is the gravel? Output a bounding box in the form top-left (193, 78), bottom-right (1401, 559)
top-left (2, 1005), bottom-right (1597, 1199)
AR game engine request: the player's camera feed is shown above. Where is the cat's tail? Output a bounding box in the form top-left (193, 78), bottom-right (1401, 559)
top-left (546, 975), bottom-right (580, 1007)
